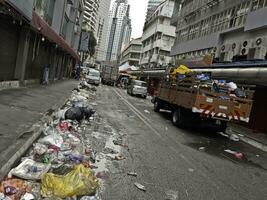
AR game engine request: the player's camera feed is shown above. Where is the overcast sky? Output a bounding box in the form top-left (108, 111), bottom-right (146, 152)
top-left (110, 0), bottom-right (149, 39)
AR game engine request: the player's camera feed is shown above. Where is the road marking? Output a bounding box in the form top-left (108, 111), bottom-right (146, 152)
top-left (113, 88), bottom-right (161, 137)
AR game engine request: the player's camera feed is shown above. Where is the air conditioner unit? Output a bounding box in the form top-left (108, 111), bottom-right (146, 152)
top-left (219, 44), bottom-right (233, 61)
top-left (248, 46), bottom-right (267, 60)
top-left (231, 42), bottom-right (241, 56)
top-left (240, 40), bottom-right (252, 56)
top-left (220, 44), bottom-right (231, 53)
top-left (220, 51), bottom-right (234, 62)
top-left (252, 37), bottom-right (267, 47)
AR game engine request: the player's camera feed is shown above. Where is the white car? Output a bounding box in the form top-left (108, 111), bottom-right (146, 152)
top-left (86, 69), bottom-right (100, 86)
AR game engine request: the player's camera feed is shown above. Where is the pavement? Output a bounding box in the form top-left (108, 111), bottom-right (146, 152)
top-left (0, 80), bottom-right (78, 179)
top-left (93, 86), bottom-right (267, 200)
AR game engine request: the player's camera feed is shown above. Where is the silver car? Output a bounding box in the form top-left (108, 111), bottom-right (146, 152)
top-left (127, 80), bottom-right (147, 98)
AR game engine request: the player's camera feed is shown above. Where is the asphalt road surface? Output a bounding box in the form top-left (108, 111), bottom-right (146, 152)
top-left (94, 85), bottom-right (267, 200)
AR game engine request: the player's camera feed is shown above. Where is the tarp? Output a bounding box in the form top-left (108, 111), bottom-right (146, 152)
top-left (31, 11), bottom-right (79, 61)
top-left (119, 62), bottom-right (139, 72)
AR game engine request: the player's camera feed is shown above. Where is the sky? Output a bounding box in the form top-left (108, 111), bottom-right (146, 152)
top-left (110, 0), bottom-right (149, 39)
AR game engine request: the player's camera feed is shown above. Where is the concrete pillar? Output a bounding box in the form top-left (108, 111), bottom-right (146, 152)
top-left (14, 27), bottom-right (30, 81)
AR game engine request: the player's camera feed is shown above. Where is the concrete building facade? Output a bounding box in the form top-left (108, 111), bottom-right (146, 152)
top-left (0, 0), bottom-right (82, 85)
top-left (83, 0), bottom-right (100, 34)
top-left (95, 0), bottom-right (112, 62)
top-left (105, 0), bottom-right (132, 62)
top-left (146, 0), bottom-right (165, 21)
top-left (140, 0), bottom-right (176, 69)
top-left (119, 38), bottom-right (142, 66)
top-left (171, 0), bottom-right (267, 64)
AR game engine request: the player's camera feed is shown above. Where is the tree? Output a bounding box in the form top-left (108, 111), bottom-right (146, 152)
top-left (88, 31), bottom-right (97, 58)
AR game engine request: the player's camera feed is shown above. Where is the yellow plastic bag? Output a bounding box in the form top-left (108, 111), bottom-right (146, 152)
top-left (41, 165), bottom-right (99, 198)
top-left (171, 65), bottom-right (192, 75)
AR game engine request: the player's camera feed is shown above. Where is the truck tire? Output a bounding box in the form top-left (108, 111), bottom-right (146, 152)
top-left (172, 107), bottom-right (185, 127)
top-left (154, 99), bottom-right (162, 112)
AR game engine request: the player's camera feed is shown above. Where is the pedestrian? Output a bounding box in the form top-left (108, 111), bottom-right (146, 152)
top-left (42, 64), bottom-right (50, 85)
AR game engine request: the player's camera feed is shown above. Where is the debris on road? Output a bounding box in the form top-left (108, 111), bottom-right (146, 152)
top-left (114, 155), bottom-right (124, 161)
top-left (127, 172), bottom-right (137, 177)
top-left (188, 168), bottom-right (194, 172)
top-left (134, 182), bottom-right (146, 192)
top-left (224, 149), bottom-right (244, 160)
top-left (199, 147), bottom-right (205, 151)
top-left (165, 190), bottom-right (178, 200)
top-left (144, 109), bottom-right (150, 114)
top-left (229, 134), bottom-right (240, 142)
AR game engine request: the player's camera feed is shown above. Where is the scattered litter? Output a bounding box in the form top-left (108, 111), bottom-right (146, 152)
top-left (229, 134), bottom-right (240, 142)
top-left (80, 195), bottom-right (100, 200)
top-left (218, 132), bottom-right (229, 138)
top-left (188, 168), bottom-right (194, 173)
top-left (256, 154), bottom-right (260, 157)
top-left (134, 182), bottom-right (146, 192)
top-left (0, 179), bottom-right (30, 200)
top-left (96, 171), bottom-right (109, 180)
top-left (144, 110), bottom-right (150, 114)
top-left (199, 147), bottom-right (205, 151)
top-left (20, 193), bottom-right (35, 200)
top-left (224, 149), bottom-right (244, 160)
top-left (41, 165), bottom-right (99, 198)
top-left (114, 155), bottom-right (124, 161)
top-left (127, 172), bottom-right (137, 177)
top-left (234, 152), bottom-right (243, 160)
top-left (10, 158), bottom-right (51, 180)
top-left (224, 149), bottom-right (236, 154)
top-left (238, 134), bottom-right (244, 137)
top-left (165, 127), bottom-right (168, 131)
top-left (165, 190), bottom-right (178, 200)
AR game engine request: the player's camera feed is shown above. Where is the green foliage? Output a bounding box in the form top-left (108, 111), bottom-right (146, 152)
top-left (88, 31), bottom-right (97, 57)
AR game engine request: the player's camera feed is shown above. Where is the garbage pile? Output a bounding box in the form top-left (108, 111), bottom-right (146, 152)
top-left (170, 65), bottom-right (250, 99)
top-left (0, 85), bottom-right (102, 200)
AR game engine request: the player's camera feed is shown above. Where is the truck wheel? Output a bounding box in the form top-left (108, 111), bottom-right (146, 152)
top-left (154, 99), bottom-right (162, 112)
top-left (172, 108), bottom-right (184, 127)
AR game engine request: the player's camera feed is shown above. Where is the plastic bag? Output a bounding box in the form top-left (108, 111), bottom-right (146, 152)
top-left (10, 159), bottom-right (51, 180)
top-left (41, 165), bottom-right (99, 198)
top-left (33, 143), bottom-right (48, 155)
top-left (38, 133), bottom-right (63, 148)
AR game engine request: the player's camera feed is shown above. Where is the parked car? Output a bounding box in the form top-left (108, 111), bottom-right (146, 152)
top-left (127, 80), bottom-right (147, 98)
top-left (86, 69), bottom-right (100, 86)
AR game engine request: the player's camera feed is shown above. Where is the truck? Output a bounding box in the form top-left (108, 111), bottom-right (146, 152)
top-left (101, 65), bottom-right (119, 86)
top-left (153, 67), bottom-right (254, 131)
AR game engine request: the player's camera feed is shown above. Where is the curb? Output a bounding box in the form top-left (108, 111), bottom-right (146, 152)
top-left (0, 96), bottom-right (71, 181)
top-left (226, 126), bottom-right (267, 153)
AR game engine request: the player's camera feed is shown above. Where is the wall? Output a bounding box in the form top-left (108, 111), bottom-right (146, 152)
top-left (7, 0), bottom-right (34, 20)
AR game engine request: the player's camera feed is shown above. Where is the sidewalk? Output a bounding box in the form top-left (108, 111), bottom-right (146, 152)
top-left (0, 80), bottom-right (77, 179)
top-left (226, 122), bottom-right (267, 152)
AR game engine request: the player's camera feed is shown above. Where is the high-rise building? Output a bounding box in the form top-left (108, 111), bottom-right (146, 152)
top-left (146, 0), bottom-right (165, 22)
top-left (95, 0), bottom-right (112, 62)
top-left (105, 0), bottom-right (132, 62)
top-left (171, 0), bottom-right (267, 64)
top-left (140, 0), bottom-right (176, 69)
top-left (83, 0), bottom-right (100, 34)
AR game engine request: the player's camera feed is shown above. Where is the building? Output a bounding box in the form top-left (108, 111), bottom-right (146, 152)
top-left (105, 0), bottom-right (132, 62)
top-left (171, 0), bottom-right (267, 65)
top-left (83, 0), bottom-right (100, 34)
top-left (95, 0), bottom-right (112, 62)
top-left (140, 0), bottom-right (176, 69)
top-left (0, 0), bottom-right (82, 86)
top-left (146, 0), bottom-right (165, 21)
top-left (119, 38), bottom-right (142, 66)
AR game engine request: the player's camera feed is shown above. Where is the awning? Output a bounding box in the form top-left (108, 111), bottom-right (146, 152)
top-left (31, 11), bottom-right (79, 61)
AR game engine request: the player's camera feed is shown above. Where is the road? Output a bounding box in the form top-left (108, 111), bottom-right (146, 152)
top-left (94, 85), bottom-right (267, 200)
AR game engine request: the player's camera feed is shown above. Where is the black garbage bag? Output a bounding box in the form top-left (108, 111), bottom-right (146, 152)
top-left (65, 107), bottom-right (84, 121)
top-left (81, 107), bottom-right (95, 119)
